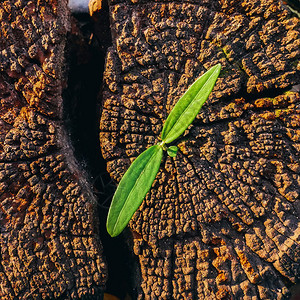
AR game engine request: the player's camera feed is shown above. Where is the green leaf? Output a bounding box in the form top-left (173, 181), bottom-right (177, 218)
top-left (167, 145), bottom-right (178, 157)
top-left (106, 145), bottom-right (163, 237)
top-left (161, 63), bottom-right (221, 144)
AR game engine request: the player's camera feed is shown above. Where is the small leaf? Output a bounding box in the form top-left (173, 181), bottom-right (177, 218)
top-left (167, 145), bottom-right (178, 157)
top-left (161, 63), bottom-right (221, 144)
top-left (106, 145), bottom-right (163, 237)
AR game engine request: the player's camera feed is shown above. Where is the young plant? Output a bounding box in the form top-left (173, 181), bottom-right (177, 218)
top-left (106, 63), bottom-right (221, 237)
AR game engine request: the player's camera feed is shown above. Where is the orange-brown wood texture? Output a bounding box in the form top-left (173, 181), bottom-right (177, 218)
top-left (0, 0), bottom-right (107, 298)
top-left (99, 0), bottom-right (300, 298)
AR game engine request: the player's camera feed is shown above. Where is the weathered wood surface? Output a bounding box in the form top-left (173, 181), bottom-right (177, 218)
top-left (0, 0), bottom-right (107, 298)
top-left (99, 0), bottom-right (300, 298)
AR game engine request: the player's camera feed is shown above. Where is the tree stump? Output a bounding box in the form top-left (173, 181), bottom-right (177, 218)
top-left (0, 1), bottom-right (107, 298)
top-left (99, 0), bottom-right (300, 298)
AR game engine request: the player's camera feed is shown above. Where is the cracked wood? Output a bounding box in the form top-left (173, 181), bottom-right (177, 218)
top-left (0, 0), bottom-right (107, 298)
top-left (99, 0), bottom-right (300, 299)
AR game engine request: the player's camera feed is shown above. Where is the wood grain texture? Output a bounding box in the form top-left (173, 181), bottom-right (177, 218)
top-left (0, 0), bottom-right (107, 298)
top-left (99, 0), bottom-right (300, 298)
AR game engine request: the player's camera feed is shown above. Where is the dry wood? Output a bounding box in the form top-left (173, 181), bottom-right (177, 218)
top-left (0, 0), bottom-right (107, 298)
top-left (99, 0), bottom-right (300, 298)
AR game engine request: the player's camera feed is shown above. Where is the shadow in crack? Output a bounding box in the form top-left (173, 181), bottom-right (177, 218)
top-left (63, 10), bottom-right (139, 300)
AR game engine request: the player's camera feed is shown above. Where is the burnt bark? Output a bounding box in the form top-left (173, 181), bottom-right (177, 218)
top-left (99, 0), bottom-right (300, 299)
top-left (0, 0), bottom-right (107, 299)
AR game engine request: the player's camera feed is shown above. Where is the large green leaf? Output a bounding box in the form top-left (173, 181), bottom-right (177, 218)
top-left (106, 145), bottom-right (163, 237)
top-left (161, 64), bottom-right (221, 144)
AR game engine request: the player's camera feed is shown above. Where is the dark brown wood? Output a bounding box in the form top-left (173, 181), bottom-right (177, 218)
top-left (0, 1), bottom-right (107, 298)
top-left (99, 0), bottom-right (300, 298)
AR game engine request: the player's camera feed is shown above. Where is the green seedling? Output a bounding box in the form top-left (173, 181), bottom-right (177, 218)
top-left (107, 63), bottom-right (221, 237)
top-left (167, 146), bottom-right (178, 157)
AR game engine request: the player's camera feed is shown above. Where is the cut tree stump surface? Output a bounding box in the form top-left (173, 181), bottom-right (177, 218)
top-left (0, 0), bottom-right (107, 299)
top-left (99, 0), bottom-right (300, 298)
